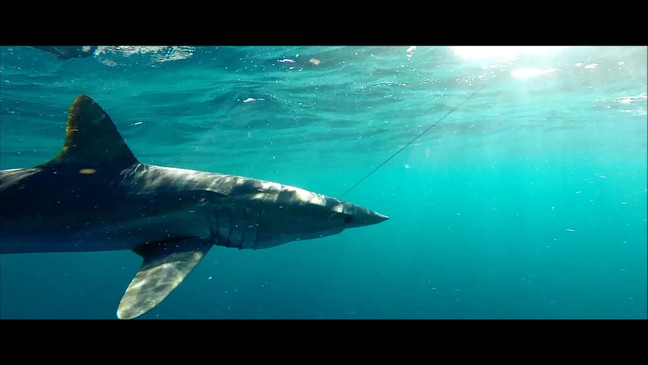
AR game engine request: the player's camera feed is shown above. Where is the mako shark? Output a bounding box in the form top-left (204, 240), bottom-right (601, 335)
top-left (0, 95), bottom-right (388, 319)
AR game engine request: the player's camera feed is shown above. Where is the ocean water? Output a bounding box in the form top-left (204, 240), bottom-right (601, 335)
top-left (0, 45), bottom-right (645, 319)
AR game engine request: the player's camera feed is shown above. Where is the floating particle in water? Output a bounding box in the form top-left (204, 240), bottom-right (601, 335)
top-left (101, 59), bottom-right (118, 67)
top-left (309, 58), bottom-right (320, 65)
top-left (566, 228), bottom-right (575, 232)
top-left (278, 58), bottom-right (295, 63)
top-left (242, 98), bottom-right (264, 103)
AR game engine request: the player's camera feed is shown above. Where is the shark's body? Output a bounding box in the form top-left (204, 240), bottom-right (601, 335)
top-left (0, 95), bottom-right (388, 319)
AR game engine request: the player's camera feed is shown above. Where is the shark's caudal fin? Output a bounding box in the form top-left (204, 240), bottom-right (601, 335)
top-left (40, 95), bottom-right (138, 167)
top-left (117, 238), bottom-right (213, 320)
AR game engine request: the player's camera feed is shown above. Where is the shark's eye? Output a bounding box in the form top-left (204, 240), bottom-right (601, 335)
top-left (344, 215), bottom-right (353, 224)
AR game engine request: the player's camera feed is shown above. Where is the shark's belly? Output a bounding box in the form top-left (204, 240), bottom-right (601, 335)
top-left (0, 208), bottom-right (213, 254)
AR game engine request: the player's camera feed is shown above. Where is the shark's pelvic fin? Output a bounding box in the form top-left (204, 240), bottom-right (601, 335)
top-left (41, 95), bottom-right (138, 167)
top-left (117, 237), bottom-right (213, 320)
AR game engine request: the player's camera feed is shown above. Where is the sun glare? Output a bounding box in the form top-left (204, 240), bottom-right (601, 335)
top-left (451, 46), bottom-right (567, 60)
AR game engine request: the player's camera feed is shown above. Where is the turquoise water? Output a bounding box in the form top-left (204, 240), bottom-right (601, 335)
top-left (0, 46), bottom-right (645, 319)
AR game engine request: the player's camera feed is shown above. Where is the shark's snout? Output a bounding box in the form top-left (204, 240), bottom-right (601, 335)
top-left (345, 206), bottom-right (389, 228)
top-left (373, 212), bottom-right (390, 223)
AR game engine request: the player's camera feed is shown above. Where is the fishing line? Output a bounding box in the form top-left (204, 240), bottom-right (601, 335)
top-left (339, 84), bottom-right (486, 199)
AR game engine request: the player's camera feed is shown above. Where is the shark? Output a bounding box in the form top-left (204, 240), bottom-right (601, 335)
top-left (0, 95), bottom-right (388, 319)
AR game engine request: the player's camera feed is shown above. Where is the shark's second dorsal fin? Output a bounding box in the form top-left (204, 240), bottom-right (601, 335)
top-left (42, 95), bottom-right (138, 167)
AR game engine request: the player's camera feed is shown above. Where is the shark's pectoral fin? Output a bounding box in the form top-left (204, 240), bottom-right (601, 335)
top-left (117, 237), bottom-right (213, 320)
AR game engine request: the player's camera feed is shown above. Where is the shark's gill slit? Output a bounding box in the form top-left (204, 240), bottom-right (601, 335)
top-left (339, 84), bottom-right (486, 199)
top-left (239, 208), bottom-right (248, 246)
top-left (225, 206), bottom-right (233, 246)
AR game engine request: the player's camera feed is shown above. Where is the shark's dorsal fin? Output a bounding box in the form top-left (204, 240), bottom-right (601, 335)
top-left (41, 95), bottom-right (138, 167)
